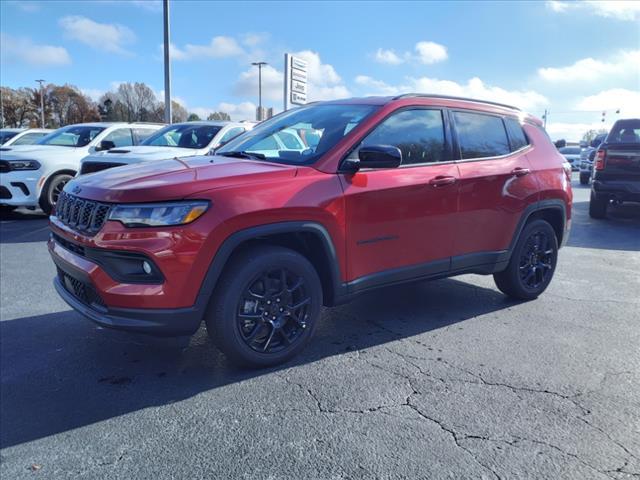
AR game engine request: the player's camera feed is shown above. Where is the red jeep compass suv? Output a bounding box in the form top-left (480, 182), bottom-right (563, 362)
top-left (49, 95), bottom-right (572, 367)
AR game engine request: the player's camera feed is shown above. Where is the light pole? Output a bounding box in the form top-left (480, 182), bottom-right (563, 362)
top-left (162, 0), bottom-right (172, 124)
top-left (35, 79), bottom-right (45, 128)
top-left (252, 61), bottom-right (267, 121)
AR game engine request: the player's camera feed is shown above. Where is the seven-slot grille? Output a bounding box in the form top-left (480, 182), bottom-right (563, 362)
top-left (55, 191), bottom-right (111, 235)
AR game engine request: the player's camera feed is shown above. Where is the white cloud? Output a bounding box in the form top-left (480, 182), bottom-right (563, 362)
top-left (8, 0), bottom-right (41, 12)
top-left (538, 50), bottom-right (640, 82)
top-left (241, 32), bottom-right (270, 47)
top-left (355, 74), bottom-right (548, 111)
top-left (80, 88), bottom-right (105, 101)
top-left (233, 50), bottom-right (350, 104)
top-left (545, 122), bottom-right (610, 142)
top-left (59, 16), bottom-right (135, 55)
top-left (414, 41), bottom-right (448, 64)
top-left (546, 1), bottom-right (640, 21)
top-left (374, 48), bottom-right (404, 65)
top-left (577, 88), bottom-right (640, 116)
top-left (170, 36), bottom-right (244, 61)
top-left (0, 33), bottom-right (71, 66)
top-left (373, 41), bottom-right (448, 65)
top-left (216, 102), bottom-right (258, 121)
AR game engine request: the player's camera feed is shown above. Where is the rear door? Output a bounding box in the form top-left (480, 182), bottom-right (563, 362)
top-left (340, 108), bottom-right (460, 285)
top-left (452, 111), bottom-right (539, 264)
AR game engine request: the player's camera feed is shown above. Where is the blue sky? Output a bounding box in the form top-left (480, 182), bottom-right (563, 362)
top-left (1, 0), bottom-right (639, 140)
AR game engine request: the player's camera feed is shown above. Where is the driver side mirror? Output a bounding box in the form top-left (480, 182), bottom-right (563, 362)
top-left (357, 145), bottom-right (402, 169)
top-left (97, 140), bottom-right (116, 152)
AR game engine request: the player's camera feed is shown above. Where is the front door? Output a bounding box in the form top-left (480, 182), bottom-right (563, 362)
top-left (339, 108), bottom-right (460, 288)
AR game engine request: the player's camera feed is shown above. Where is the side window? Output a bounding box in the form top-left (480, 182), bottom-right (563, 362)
top-left (453, 111), bottom-right (510, 159)
top-left (218, 127), bottom-right (245, 145)
top-left (102, 128), bottom-right (134, 148)
top-left (355, 109), bottom-right (446, 165)
top-left (12, 132), bottom-right (48, 145)
top-left (277, 130), bottom-right (304, 150)
top-left (504, 117), bottom-right (529, 152)
top-left (133, 128), bottom-right (159, 144)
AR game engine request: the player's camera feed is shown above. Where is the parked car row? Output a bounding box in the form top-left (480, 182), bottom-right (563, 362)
top-left (0, 128), bottom-right (53, 147)
top-left (0, 120), bottom-right (255, 213)
top-left (578, 133), bottom-right (607, 185)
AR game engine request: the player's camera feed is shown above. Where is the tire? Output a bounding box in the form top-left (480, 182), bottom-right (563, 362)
top-left (589, 190), bottom-right (608, 219)
top-left (206, 245), bottom-right (323, 368)
top-left (579, 173), bottom-right (590, 185)
top-left (39, 173), bottom-right (73, 215)
top-left (494, 219), bottom-right (558, 300)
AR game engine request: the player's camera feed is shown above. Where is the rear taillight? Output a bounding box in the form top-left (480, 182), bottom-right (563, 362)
top-left (595, 149), bottom-right (606, 170)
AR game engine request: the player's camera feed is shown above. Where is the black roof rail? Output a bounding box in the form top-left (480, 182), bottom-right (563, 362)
top-left (392, 93), bottom-right (521, 111)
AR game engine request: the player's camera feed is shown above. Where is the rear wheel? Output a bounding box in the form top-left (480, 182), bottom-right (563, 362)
top-left (494, 219), bottom-right (558, 300)
top-left (206, 245), bottom-right (322, 368)
top-left (589, 190), bottom-right (608, 219)
top-left (39, 173), bottom-right (73, 215)
top-left (579, 173), bottom-right (590, 185)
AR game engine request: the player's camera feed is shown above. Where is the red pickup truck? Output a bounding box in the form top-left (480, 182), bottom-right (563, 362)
top-left (48, 94), bottom-right (572, 367)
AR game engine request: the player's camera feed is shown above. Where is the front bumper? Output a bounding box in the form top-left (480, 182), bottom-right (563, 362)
top-left (0, 169), bottom-right (41, 206)
top-left (52, 244), bottom-right (203, 336)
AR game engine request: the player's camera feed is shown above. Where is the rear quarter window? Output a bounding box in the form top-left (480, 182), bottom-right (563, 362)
top-left (504, 117), bottom-right (529, 152)
top-left (453, 111), bottom-right (510, 159)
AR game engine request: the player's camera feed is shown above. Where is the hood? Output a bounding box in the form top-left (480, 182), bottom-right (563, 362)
top-left (66, 155), bottom-right (298, 203)
top-left (84, 145), bottom-right (203, 164)
top-left (0, 145), bottom-right (79, 160)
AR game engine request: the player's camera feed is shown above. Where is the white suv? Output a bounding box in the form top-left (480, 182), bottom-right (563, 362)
top-left (78, 121), bottom-right (254, 176)
top-left (0, 122), bottom-right (163, 213)
top-left (0, 128), bottom-right (53, 147)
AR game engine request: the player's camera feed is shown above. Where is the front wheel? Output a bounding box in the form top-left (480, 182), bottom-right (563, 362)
top-left (494, 219), bottom-right (558, 300)
top-left (39, 173), bottom-right (73, 215)
top-left (206, 245), bottom-right (323, 368)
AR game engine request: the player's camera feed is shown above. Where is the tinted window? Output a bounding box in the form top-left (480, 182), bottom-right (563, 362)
top-left (219, 127), bottom-right (245, 144)
top-left (504, 118), bottom-right (529, 151)
top-left (102, 128), bottom-right (134, 148)
top-left (143, 124), bottom-right (222, 149)
top-left (454, 111), bottom-right (510, 159)
top-left (40, 126), bottom-right (105, 147)
top-left (134, 128), bottom-right (160, 144)
top-left (607, 119), bottom-right (640, 144)
top-left (278, 130), bottom-right (304, 149)
top-left (11, 132), bottom-right (49, 145)
top-left (355, 109), bottom-right (446, 165)
top-left (218, 104), bottom-right (377, 165)
top-left (0, 131), bottom-right (19, 144)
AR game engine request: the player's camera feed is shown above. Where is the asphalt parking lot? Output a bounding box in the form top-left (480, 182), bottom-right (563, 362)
top-left (1, 175), bottom-right (639, 480)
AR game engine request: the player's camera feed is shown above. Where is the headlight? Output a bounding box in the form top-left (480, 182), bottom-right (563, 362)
top-left (7, 159), bottom-right (41, 171)
top-left (108, 201), bottom-right (209, 227)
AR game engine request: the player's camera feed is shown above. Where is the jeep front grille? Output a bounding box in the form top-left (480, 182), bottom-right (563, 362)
top-left (55, 191), bottom-right (111, 235)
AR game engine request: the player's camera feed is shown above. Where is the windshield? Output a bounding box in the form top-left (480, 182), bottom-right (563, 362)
top-left (38, 126), bottom-right (105, 147)
top-left (0, 131), bottom-right (20, 144)
top-left (560, 147), bottom-right (581, 154)
top-left (217, 104), bottom-right (378, 165)
top-left (607, 120), bottom-right (640, 144)
top-left (142, 124), bottom-right (223, 149)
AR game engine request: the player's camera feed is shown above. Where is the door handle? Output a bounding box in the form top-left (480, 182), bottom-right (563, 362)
top-left (429, 175), bottom-right (457, 187)
top-left (511, 167), bottom-right (531, 177)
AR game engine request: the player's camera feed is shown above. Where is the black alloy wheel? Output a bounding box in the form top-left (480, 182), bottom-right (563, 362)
top-left (237, 267), bottom-right (311, 354)
top-left (518, 230), bottom-right (554, 291)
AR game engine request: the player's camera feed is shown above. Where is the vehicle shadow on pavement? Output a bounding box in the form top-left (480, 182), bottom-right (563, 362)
top-left (567, 201), bottom-right (640, 251)
top-left (0, 277), bottom-right (517, 449)
top-left (0, 209), bottom-right (50, 244)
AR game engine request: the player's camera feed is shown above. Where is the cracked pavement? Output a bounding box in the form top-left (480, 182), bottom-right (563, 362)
top-left (1, 177), bottom-right (639, 479)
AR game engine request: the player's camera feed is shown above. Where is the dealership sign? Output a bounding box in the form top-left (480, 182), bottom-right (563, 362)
top-left (284, 53), bottom-right (308, 110)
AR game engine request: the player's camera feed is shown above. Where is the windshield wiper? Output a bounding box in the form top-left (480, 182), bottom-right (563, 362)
top-left (217, 151), bottom-right (266, 160)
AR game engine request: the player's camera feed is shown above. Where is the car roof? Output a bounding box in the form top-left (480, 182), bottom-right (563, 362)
top-left (171, 121), bottom-right (247, 127)
top-left (0, 128), bottom-right (25, 133)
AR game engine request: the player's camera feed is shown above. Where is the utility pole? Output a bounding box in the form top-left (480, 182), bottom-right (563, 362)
top-left (542, 109), bottom-right (548, 129)
top-left (252, 61), bottom-right (267, 121)
top-left (36, 79), bottom-right (45, 128)
top-left (162, 0), bottom-right (172, 124)
top-left (0, 87), bottom-right (4, 128)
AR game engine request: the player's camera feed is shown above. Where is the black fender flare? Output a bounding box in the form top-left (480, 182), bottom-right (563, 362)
top-left (507, 199), bottom-right (568, 257)
top-left (192, 221), bottom-right (346, 314)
